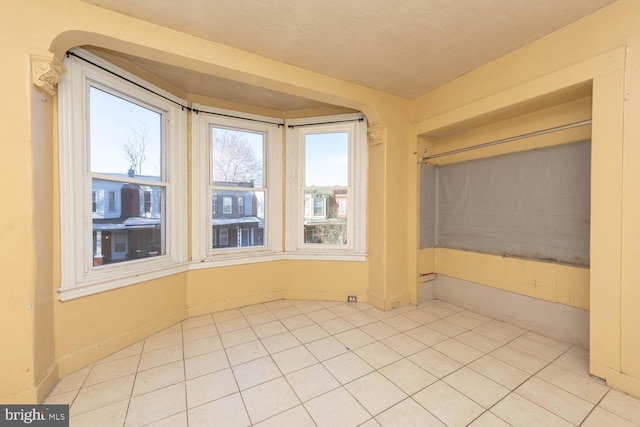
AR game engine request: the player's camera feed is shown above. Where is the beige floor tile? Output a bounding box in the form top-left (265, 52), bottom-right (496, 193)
top-left (354, 342), bottom-right (403, 369)
top-left (318, 317), bottom-right (354, 335)
top-left (49, 365), bottom-right (92, 396)
top-left (71, 374), bottom-right (135, 416)
top-left (125, 383), bottom-right (186, 427)
top-left (599, 389), bottom-right (640, 425)
top-left (232, 356), bottom-right (282, 390)
top-left (582, 406), bottom-right (638, 427)
top-left (184, 349), bottom-right (229, 380)
top-left (446, 311), bottom-right (492, 329)
top-left (304, 387), bottom-right (370, 427)
top-left (245, 310), bottom-right (278, 326)
top-left (305, 336), bottom-right (349, 361)
top-left (405, 326), bottom-right (448, 346)
top-left (183, 335), bottom-right (223, 359)
top-left (43, 389), bottom-right (78, 405)
top-left (536, 364), bottom-right (608, 404)
top-left (443, 367), bottom-right (509, 408)
top-left (426, 319), bottom-right (468, 337)
top-left (322, 351), bottom-right (374, 384)
top-left (346, 372), bottom-right (407, 416)
top-left (83, 354), bottom-right (140, 386)
top-left (360, 419), bottom-right (382, 427)
top-left (271, 305), bottom-right (303, 320)
top-left (473, 320), bottom-right (526, 344)
top-left (254, 405), bottom-right (316, 427)
top-left (328, 303), bottom-right (361, 317)
top-left (252, 320), bottom-right (287, 339)
top-left (379, 359), bottom-right (437, 395)
top-left (294, 301), bottom-right (325, 314)
top-left (69, 400), bottom-right (128, 427)
top-left (216, 317), bottom-right (251, 334)
top-left (97, 341), bottom-right (144, 364)
top-left (305, 308), bottom-right (338, 323)
top-left (552, 351), bottom-right (590, 377)
top-left (260, 331), bottom-right (301, 354)
top-left (490, 345), bottom-right (547, 374)
top-left (409, 348), bottom-right (462, 379)
top-left (279, 314), bottom-right (315, 330)
top-left (421, 303), bottom-right (458, 318)
top-left (468, 355), bottom-right (530, 389)
top-left (508, 335), bottom-right (567, 362)
top-left (455, 331), bottom-right (503, 353)
top-left (376, 398), bottom-right (445, 426)
top-left (392, 304), bottom-right (419, 314)
top-left (335, 328), bottom-right (377, 349)
top-left (219, 327), bottom-right (258, 348)
top-left (144, 331), bottom-right (183, 352)
top-left (145, 411), bottom-right (188, 427)
top-left (187, 393), bottom-right (249, 427)
top-left (271, 345), bottom-right (318, 375)
top-left (264, 299), bottom-right (293, 310)
top-left (342, 311), bottom-right (377, 327)
top-left (491, 393), bottom-right (573, 427)
top-left (363, 307), bottom-right (399, 320)
top-left (139, 343), bottom-right (183, 371)
top-left (381, 314), bottom-right (421, 332)
top-left (212, 308), bottom-right (243, 323)
top-left (239, 303), bottom-right (268, 316)
top-left (381, 333), bottom-right (427, 357)
top-left (285, 363), bottom-right (340, 402)
top-left (432, 338), bottom-right (484, 365)
top-left (133, 360), bottom-right (184, 396)
top-left (186, 368), bottom-right (238, 408)
top-left (225, 340), bottom-right (268, 366)
top-left (181, 314), bottom-right (214, 330)
top-left (516, 377), bottom-right (593, 425)
top-left (291, 324), bottom-right (329, 344)
top-left (183, 324), bottom-right (218, 343)
top-left (468, 411), bottom-right (511, 426)
top-left (414, 381), bottom-right (484, 427)
top-left (403, 308), bottom-right (442, 324)
top-left (360, 321), bottom-right (400, 340)
top-left (241, 377), bottom-right (300, 424)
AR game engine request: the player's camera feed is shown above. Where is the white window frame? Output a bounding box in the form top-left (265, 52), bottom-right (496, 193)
top-left (58, 49), bottom-right (187, 300)
top-left (191, 105), bottom-right (283, 266)
top-left (285, 114), bottom-right (367, 260)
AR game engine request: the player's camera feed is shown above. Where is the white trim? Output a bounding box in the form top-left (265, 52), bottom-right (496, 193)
top-left (58, 49), bottom-right (187, 300)
top-left (285, 114), bottom-right (367, 256)
top-left (191, 104), bottom-right (283, 262)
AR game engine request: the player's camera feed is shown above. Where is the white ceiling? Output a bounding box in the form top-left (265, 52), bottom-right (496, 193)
top-left (81, 0), bottom-right (616, 109)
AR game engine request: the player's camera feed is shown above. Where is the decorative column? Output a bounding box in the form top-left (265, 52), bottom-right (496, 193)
top-left (30, 51), bottom-right (65, 96)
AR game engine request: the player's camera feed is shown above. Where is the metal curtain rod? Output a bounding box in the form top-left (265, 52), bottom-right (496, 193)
top-left (422, 119), bottom-right (592, 162)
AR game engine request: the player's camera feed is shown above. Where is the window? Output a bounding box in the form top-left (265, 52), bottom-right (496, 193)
top-left (222, 196), bottom-right (232, 214)
top-left (108, 191), bottom-right (116, 213)
top-left (286, 114), bottom-right (367, 258)
top-left (58, 49), bottom-right (187, 300)
top-left (219, 228), bottom-right (229, 246)
top-left (192, 106), bottom-right (282, 263)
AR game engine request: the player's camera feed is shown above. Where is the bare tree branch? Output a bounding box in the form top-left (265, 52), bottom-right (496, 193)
top-left (121, 122), bottom-right (149, 175)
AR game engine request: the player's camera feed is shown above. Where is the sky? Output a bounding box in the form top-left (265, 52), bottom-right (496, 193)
top-left (89, 86), bottom-right (349, 187)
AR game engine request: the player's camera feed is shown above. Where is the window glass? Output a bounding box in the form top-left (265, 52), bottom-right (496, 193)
top-left (211, 128), bottom-right (263, 187)
top-left (88, 87), bottom-right (166, 266)
top-left (304, 132), bottom-right (348, 187)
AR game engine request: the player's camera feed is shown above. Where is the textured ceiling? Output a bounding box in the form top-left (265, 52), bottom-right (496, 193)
top-left (81, 0), bottom-right (616, 107)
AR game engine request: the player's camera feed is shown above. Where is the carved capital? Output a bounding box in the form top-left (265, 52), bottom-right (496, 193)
top-left (31, 51), bottom-right (65, 96)
top-left (368, 123), bottom-right (386, 146)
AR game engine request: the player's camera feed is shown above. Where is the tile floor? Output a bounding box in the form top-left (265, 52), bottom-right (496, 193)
top-left (44, 299), bottom-right (640, 426)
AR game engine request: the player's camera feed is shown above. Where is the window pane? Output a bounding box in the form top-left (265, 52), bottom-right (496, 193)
top-left (303, 189), bottom-right (347, 245)
top-left (92, 178), bottom-right (165, 266)
top-left (211, 127), bottom-right (264, 187)
top-left (212, 189), bottom-right (265, 250)
top-left (89, 87), bottom-right (162, 180)
top-left (305, 132), bottom-right (348, 187)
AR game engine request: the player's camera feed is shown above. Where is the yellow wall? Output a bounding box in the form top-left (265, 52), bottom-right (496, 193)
top-left (412, 0), bottom-right (640, 397)
top-left (1, 0), bottom-right (410, 403)
top-left (3, 0), bottom-right (640, 403)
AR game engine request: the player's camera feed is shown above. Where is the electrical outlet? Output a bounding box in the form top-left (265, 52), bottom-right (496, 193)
top-left (347, 295), bottom-right (357, 303)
